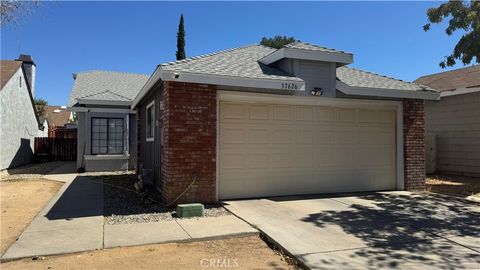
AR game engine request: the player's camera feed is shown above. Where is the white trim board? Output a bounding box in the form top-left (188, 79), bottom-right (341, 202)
top-left (216, 91), bottom-right (405, 199)
top-left (259, 47), bottom-right (353, 66)
top-left (146, 100), bottom-right (155, 142)
top-left (71, 107), bottom-right (135, 114)
top-left (336, 81), bottom-right (440, 100)
top-left (77, 98), bottom-right (131, 106)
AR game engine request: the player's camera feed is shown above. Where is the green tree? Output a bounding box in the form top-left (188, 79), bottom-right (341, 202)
top-left (176, 14), bottom-right (186, 60)
top-left (34, 98), bottom-right (47, 117)
top-left (423, 0), bottom-right (480, 68)
top-left (260, 35), bottom-right (298, 49)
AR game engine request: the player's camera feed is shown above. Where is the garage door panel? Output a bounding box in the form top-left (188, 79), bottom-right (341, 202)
top-left (219, 101), bottom-right (397, 199)
top-left (335, 127), bottom-right (358, 145)
top-left (316, 107), bottom-right (336, 122)
top-left (249, 105), bottom-right (269, 120)
top-left (337, 108), bottom-right (357, 123)
top-left (296, 106), bottom-right (315, 121)
top-left (296, 129), bottom-right (315, 145)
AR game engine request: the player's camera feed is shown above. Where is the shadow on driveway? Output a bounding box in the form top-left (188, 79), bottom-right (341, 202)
top-left (298, 192), bottom-right (480, 269)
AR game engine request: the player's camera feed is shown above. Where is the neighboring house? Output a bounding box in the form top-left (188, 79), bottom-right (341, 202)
top-left (68, 71), bottom-right (148, 172)
top-left (0, 55), bottom-right (44, 170)
top-left (415, 65), bottom-right (480, 177)
top-left (44, 105), bottom-right (76, 137)
top-left (132, 42), bottom-right (439, 204)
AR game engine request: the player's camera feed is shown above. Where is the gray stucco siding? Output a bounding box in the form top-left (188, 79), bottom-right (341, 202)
top-left (425, 91), bottom-right (480, 177)
top-left (137, 82), bottom-right (163, 187)
top-left (0, 68), bottom-right (39, 169)
top-left (76, 110), bottom-right (136, 171)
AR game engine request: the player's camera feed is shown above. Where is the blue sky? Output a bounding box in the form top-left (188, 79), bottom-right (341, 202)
top-left (1, 1), bottom-right (465, 105)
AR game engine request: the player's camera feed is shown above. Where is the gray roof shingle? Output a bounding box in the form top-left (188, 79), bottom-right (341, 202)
top-left (285, 41), bottom-right (352, 54)
top-left (159, 44), bottom-right (426, 92)
top-left (160, 44), bottom-right (303, 82)
top-left (68, 71), bottom-right (149, 107)
top-left (337, 66), bottom-right (435, 91)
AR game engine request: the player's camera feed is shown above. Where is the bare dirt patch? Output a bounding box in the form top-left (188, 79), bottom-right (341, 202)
top-left (0, 162), bottom-right (65, 181)
top-left (0, 179), bottom-right (63, 255)
top-left (1, 235), bottom-right (299, 270)
top-left (426, 174), bottom-right (480, 198)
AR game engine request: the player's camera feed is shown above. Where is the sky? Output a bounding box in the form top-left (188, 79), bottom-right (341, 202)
top-left (1, 1), bottom-right (466, 106)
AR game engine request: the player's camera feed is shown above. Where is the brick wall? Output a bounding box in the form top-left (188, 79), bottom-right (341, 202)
top-left (162, 81), bottom-right (217, 204)
top-left (403, 99), bottom-right (426, 191)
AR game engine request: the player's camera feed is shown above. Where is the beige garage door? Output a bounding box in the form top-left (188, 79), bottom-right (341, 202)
top-left (219, 101), bottom-right (397, 199)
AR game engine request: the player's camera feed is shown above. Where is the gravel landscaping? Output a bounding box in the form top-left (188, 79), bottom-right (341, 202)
top-left (426, 174), bottom-right (480, 198)
top-left (100, 173), bottom-right (230, 225)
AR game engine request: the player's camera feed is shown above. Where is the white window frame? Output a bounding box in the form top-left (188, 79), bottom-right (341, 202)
top-left (146, 100), bottom-right (155, 142)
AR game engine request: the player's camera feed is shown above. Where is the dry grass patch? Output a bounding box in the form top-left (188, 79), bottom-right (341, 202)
top-left (426, 175), bottom-right (480, 198)
top-left (0, 178), bottom-right (63, 255)
top-left (1, 235), bottom-right (299, 270)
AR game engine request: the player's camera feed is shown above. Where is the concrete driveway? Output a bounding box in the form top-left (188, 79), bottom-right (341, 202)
top-left (224, 191), bottom-right (480, 269)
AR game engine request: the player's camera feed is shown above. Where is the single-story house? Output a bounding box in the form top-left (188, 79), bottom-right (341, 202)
top-left (68, 71), bottom-right (148, 172)
top-left (132, 42), bottom-right (440, 204)
top-left (0, 55), bottom-right (44, 170)
top-left (415, 65), bottom-right (480, 177)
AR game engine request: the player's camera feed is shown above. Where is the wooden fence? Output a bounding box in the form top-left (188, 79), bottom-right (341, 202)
top-left (34, 137), bottom-right (77, 161)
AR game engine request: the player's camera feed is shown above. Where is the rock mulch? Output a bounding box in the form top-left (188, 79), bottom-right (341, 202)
top-left (0, 161), bottom-right (65, 181)
top-left (100, 173), bottom-right (230, 225)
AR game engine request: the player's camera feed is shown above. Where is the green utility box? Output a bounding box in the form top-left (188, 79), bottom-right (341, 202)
top-left (176, 203), bottom-right (205, 218)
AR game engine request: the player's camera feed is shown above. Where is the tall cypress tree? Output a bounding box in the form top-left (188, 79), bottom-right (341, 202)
top-left (176, 14), bottom-right (186, 60)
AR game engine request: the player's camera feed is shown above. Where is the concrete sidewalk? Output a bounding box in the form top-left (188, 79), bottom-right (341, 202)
top-left (104, 215), bottom-right (258, 248)
top-left (2, 163), bottom-right (257, 260)
top-left (2, 164), bottom-right (104, 260)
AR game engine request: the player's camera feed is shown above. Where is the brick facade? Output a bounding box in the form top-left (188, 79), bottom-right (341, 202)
top-left (161, 81), bottom-right (217, 204)
top-left (403, 99), bottom-right (426, 191)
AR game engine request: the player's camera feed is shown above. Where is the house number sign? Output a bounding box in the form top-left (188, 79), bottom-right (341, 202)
top-left (281, 83), bottom-right (299, 90)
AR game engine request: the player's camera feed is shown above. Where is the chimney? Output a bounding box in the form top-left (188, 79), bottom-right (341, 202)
top-left (16, 54), bottom-right (36, 98)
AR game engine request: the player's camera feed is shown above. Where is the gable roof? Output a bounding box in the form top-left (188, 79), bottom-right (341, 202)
top-left (337, 66), bottom-right (433, 92)
top-left (133, 42), bottom-right (439, 107)
top-left (44, 106), bottom-right (71, 127)
top-left (285, 41), bottom-right (351, 54)
top-left (0, 60), bottom-right (22, 89)
top-left (160, 44), bottom-right (303, 82)
top-left (68, 70), bottom-right (149, 107)
top-left (414, 65), bottom-right (480, 92)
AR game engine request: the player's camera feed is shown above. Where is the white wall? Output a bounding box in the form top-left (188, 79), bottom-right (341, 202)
top-left (38, 120), bottom-right (48, 137)
top-left (425, 91), bottom-right (480, 177)
top-left (0, 68), bottom-right (40, 169)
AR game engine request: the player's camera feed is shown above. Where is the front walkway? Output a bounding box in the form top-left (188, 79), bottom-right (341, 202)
top-left (225, 191), bottom-right (480, 270)
top-left (2, 163), bottom-right (256, 260)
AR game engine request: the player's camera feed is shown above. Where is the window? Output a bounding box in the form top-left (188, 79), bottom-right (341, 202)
top-left (91, 118), bottom-right (124, 155)
top-left (146, 101), bottom-right (155, 141)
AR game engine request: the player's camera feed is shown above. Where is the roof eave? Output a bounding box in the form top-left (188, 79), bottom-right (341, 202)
top-left (336, 81), bottom-right (440, 100)
top-left (77, 98), bottom-right (132, 106)
top-left (259, 47), bottom-right (354, 65)
top-left (440, 87), bottom-right (480, 97)
top-left (132, 67), bottom-right (306, 108)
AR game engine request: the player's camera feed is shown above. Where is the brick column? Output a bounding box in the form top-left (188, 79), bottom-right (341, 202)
top-left (403, 99), bottom-right (426, 191)
top-left (162, 81), bottom-right (217, 204)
